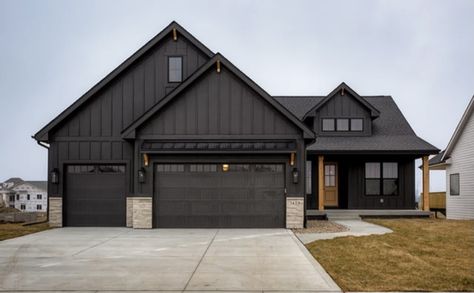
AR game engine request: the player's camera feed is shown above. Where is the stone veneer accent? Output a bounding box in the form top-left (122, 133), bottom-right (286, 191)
top-left (286, 197), bottom-right (304, 229)
top-left (126, 197), bottom-right (133, 228)
top-left (132, 197), bottom-right (152, 229)
top-left (49, 197), bottom-right (63, 227)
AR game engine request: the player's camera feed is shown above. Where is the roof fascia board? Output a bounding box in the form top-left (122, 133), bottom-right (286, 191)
top-left (34, 21), bottom-right (213, 142)
top-left (442, 95), bottom-right (474, 161)
top-left (122, 53), bottom-right (315, 139)
top-left (303, 82), bottom-right (380, 120)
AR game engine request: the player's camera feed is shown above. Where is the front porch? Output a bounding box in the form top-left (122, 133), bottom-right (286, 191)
top-left (305, 154), bottom-right (432, 212)
top-left (306, 209), bottom-right (432, 220)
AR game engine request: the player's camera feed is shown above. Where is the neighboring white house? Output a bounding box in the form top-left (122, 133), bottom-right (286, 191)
top-left (429, 96), bottom-right (474, 219)
top-left (0, 178), bottom-right (48, 212)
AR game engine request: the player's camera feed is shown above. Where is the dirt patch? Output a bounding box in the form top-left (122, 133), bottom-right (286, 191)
top-left (293, 220), bottom-right (349, 233)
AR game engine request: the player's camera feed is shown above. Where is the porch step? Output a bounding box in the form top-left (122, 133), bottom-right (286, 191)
top-left (326, 211), bottom-right (362, 221)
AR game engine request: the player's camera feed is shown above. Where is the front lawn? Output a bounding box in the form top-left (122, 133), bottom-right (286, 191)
top-left (0, 222), bottom-right (50, 241)
top-left (306, 218), bottom-right (474, 292)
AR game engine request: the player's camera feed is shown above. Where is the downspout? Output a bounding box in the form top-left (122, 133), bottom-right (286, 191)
top-left (33, 137), bottom-right (50, 223)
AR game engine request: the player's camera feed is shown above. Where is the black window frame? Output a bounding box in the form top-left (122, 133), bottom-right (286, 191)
top-left (27, 194), bottom-right (30, 200)
top-left (168, 56), bottom-right (183, 83)
top-left (20, 204), bottom-right (26, 210)
top-left (336, 118), bottom-right (350, 132)
top-left (37, 204), bottom-right (42, 210)
top-left (350, 118), bottom-right (364, 132)
top-left (321, 118), bottom-right (335, 132)
top-left (37, 194), bottom-right (42, 199)
top-left (450, 173), bottom-right (460, 196)
top-left (364, 162), bottom-right (399, 196)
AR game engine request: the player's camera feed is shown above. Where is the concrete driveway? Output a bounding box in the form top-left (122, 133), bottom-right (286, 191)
top-left (0, 228), bottom-right (340, 292)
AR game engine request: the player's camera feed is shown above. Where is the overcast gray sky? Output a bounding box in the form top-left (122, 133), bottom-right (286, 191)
top-left (1, 0), bottom-right (473, 192)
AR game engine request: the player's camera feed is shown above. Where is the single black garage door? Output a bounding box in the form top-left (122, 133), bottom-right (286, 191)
top-left (65, 164), bottom-right (126, 227)
top-left (154, 163), bottom-right (285, 228)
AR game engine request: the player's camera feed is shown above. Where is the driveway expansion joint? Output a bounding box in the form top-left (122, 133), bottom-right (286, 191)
top-left (183, 228), bottom-right (220, 291)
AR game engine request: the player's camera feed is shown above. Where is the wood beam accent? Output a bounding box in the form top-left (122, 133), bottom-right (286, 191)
top-left (422, 155), bottom-right (430, 211)
top-left (318, 155), bottom-right (325, 211)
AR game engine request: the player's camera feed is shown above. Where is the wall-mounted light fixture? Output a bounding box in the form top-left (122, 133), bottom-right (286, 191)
top-left (138, 168), bottom-right (146, 183)
top-left (222, 164), bottom-right (229, 172)
top-left (216, 60), bottom-right (221, 73)
top-left (292, 168), bottom-right (299, 184)
top-left (143, 153), bottom-right (149, 167)
top-left (50, 169), bottom-right (59, 184)
top-left (290, 152), bottom-right (296, 166)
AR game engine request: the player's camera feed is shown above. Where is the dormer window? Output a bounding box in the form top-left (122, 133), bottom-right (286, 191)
top-left (336, 119), bottom-right (349, 131)
top-left (350, 118), bottom-right (364, 131)
top-left (322, 119), bottom-right (335, 131)
top-left (321, 118), bottom-right (364, 132)
top-left (168, 56), bottom-right (183, 82)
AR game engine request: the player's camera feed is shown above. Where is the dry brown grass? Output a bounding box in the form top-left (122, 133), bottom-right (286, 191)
top-left (306, 218), bottom-right (474, 292)
top-left (0, 222), bottom-right (50, 241)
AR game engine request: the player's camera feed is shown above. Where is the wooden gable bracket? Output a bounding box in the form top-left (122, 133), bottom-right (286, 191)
top-left (216, 59), bottom-right (221, 73)
top-left (172, 28), bottom-right (177, 41)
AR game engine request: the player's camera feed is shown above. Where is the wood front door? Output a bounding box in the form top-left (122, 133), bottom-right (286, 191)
top-left (324, 162), bottom-right (338, 207)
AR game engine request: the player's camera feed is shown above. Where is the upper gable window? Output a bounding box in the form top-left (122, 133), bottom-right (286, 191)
top-left (168, 56), bottom-right (183, 82)
top-left (322, 119), bottom-right (335, 131)
top-left (336, 119), bottom-right (349, 131)
top-left (350, 118), bottom-right (364, 131)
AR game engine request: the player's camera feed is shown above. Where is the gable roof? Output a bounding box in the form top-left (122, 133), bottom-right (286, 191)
top-left (302, 82), bottom-right (380, 120)
top-left (441, 95), bottom-right (474, 161)
top-left (33, 21), bottom-right (214, 142)
top-left (276, 95), bottom-right (439, 155)
top-left (121, 53), bottom-right (315, 139)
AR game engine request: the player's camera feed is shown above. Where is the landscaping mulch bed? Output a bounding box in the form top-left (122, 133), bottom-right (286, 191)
top-left (293, 220), bottom-right (349, 233)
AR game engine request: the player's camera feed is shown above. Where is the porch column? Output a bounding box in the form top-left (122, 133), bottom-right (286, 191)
top-left (318, 155), bottom-right (324, 211)
top-left (422, 155), bottom-right (430, 211)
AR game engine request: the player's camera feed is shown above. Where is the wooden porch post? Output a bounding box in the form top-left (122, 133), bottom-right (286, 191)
top-left (318, 155), bottom-right (324, 211)
top-left (422, 155), bottom-right (430, 211)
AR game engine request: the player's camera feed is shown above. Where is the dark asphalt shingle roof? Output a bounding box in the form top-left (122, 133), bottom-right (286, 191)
top-left (428, 151), bottom-right (446, 166)
top-left (274, 96), bottom-right (439, 154)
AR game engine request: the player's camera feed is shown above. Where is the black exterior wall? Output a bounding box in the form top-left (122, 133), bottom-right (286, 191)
top-left (306, 154), bottom-right (417, 210)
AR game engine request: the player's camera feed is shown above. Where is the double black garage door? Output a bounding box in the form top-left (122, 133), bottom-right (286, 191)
top-left (65, 163), bottom-right (285, 228)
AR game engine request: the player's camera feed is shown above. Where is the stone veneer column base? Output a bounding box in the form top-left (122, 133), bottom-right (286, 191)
top-left (286, 197), bottom-right (304, 229)
top-left (49, 197), bottom-right (63, 228)
top-left (132, 197), bottom-right (152, 229)
top-left (126, 197), bottom-right (133, 228)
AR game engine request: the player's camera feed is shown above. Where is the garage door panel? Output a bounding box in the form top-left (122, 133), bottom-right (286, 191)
top-left (154, 163), bottom-right (285, 228)
top-left (65, 164), bottom-right (126, 227)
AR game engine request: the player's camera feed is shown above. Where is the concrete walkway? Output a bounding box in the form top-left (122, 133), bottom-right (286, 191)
top-left (0, 228), bottom-right (341, 292)
top-left (296, 220), bottom-right (393, 244)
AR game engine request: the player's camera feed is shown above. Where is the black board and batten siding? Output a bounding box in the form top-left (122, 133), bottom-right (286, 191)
top-left (312, 92), bottom-right (373, 136)
top-left (306, 155), bottom-right (416, 210)
top-left (135, 65), bottom-right (307, 198)
top-left (48, 36), bottom-right (211, 197)
top-left (138, 67), bottom-right (299, 137)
